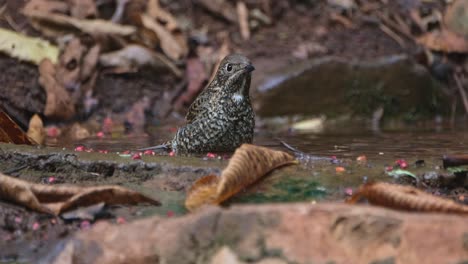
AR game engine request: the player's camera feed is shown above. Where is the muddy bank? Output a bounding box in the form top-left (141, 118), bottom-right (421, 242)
top-left (41, 203), bottom-right (468, 264)
top-left (0, 143), bottom-right (222, 187)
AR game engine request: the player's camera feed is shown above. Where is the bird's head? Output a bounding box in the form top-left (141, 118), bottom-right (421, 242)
top-left (212, 54), bottom-right (254, 96)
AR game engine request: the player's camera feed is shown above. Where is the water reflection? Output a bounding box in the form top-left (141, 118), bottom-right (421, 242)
top-left (55, 124), bottom-right (468, 161)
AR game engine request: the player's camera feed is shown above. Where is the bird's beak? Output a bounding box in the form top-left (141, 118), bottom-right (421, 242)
top-left (244, 64), bottom-right (255, 73)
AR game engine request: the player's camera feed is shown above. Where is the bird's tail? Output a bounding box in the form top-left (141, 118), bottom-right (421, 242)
top-left (138, 141), bottom-right (172, 151)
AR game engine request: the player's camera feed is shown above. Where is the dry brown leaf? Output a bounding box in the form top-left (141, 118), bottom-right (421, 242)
top-left (174, 57), bottom-right (208, 109)
top-left (67, 0), bottom-right (97, 19)
top-left (22, 0), bottom-right (69, 15)
top-left (416, 29), bottom-right (468, 53)
top-left (56, 38), bottom-right (86, 95)
top-left (23, 9), bottom-right (136, 37)
top-left (0, 110), bottom-right (34, 145)
top-left (39, 59), bottom-right (76, 119)
top-left (141, 14), bottom-right (186, 61)
top-left (236, 1), bottom-right (250, 41)
top-left (0, 173), bottom-right (160, 215)
top-left (27, 114), bottom-right (45, 145)
top-left (147, 0), bottom-right (179, 31)
top-left (216, 144), bottom-right (297, 203)
top-left (185, 175), bottom-right (220, 211)
top-left (195, 0), bottom-right (238, 23)
top-left (80, 44), bottom-right (100, 82)
top-left (348, 182), bottom-right (468, 214)
top-left (99, 44), bottom-right (182, 77)
top-left (185, 144), bottom-right (297, 211)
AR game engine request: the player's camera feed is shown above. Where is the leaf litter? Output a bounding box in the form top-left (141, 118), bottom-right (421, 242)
top-left (185, 144), bottom-right (297, 211)
top-left (0, 173), bottom-right (160, 216)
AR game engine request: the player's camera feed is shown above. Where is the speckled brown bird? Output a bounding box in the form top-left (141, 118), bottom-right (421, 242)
top-left (141, 54), bottom-right (255, 153)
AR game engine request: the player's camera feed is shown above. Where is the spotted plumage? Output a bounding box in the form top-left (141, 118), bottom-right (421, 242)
top-left (141, 54), bottom-right (255, 153)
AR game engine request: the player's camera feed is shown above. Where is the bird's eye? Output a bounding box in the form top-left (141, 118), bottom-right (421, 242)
top-left (226, 63), bottom-right (233, 72)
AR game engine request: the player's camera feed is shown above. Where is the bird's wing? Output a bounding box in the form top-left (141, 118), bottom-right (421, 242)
top-left (175, 115), bottom-right (232, 152)
top-left (185, 90), bottom-right (210, 123)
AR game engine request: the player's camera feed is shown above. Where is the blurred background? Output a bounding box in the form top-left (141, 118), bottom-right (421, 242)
top-left (0, 0), bottom-right (467, 156)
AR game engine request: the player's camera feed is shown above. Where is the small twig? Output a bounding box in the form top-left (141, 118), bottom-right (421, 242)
top-left (454, 73), bottom-right (468, 114)
top-left (376, 11), bottom-right (413, 42)
top-left (329, 12), bottom-right (355, 29)
top-left (378, 23), bottom-right (406, 48)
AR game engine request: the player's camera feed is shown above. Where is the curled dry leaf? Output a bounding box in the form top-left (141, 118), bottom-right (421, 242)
top-left (174, 57), bottom-right (208, 109)
top-left (416, 29), bottom-right (468, 53)
top-left (236, 1), bottom-right (250, 41)
top-left (27, 114), bottom-right (46, 145)
top-left (185, 175), bottom-right (219, 211)
top-left (0, 28), bottom-right (59, 65)
top-left (141, 14), bottom-right (186, 61)
top-left (185, 144), bottom-right (297, 211)
top-left (0, 110), bottom-right (34, 145)
top-left (39, 59), bottom-right (76, 119)
top-left (348, 182), bottom-right (468, 214)
top-left (99, 44), bottom-right (182, 77)
top-left (23, 10), bottom-right (136, 37)
top-left (0, 173), bottom-right (160, 215)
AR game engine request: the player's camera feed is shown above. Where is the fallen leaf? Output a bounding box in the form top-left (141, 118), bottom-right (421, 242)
top-left (147, 0), bottom-right (179, 31)
top-left (110, 0), bottom-right (130, 23)
top-left (66, 122), bottom-right (91, 141)
top-left (80, 44), bottom-right (101, 84)
top-left (99, 44), bottom-right (182, 77)
top-left (0, 110), bottom-right (34, 145)
top-left (39, 59), bottom-right (76, 119)
top-left (185, 144), bottom-right (297, 211)
top-left (185, 175), bottom-right (220, 211)
top-left (236, 1), bottom-right (250, 41)
top-left (22, 0), bottom-right (69, 15)
top-left (141, 14), bottom-right (186, 60)
top-left (174, 57), bottom-right (208, 109)
top-left (0, 173), bottom-right (160, 215)
top-left (56, 38), bottom-right (86, 96)
top-left (67, 0), bottom-right (97, 19)
top-left (27, 114), bottom-right (45, 145)
top-left (0, 28), bottom-right (59, 65)
top-left (348, 182), bottom-right (468, 214)
top-left (416, 29), bottom-right (468, 53)
top-left (23, 9), bottom-right (136, 37)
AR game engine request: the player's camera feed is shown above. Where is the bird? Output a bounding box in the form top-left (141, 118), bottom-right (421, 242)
top-left (141, 54), bottom-right (255, 153)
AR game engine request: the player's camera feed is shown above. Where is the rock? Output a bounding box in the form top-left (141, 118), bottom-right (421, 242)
top-left (254, 55), bottom-right (448, 119)
top-left (41, 203), bottom-right (468, 263)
